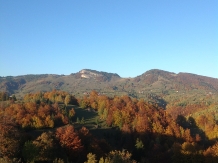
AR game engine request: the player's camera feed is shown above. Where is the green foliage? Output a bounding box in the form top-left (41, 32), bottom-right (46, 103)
top-left (10, 95), bottom-right (17, 101)
top-left (135, 138), bottom-right (144, 149)
top-left (102, 109), bottom-right (108, 120)
top-left (22, 141), bottom-right (39, 163)
top-left (98, 101), bottom-right (105, 116)
top-left (95, 117), bottom-right (100, 125)
top-left (81, 117), bottom-right (85, 124)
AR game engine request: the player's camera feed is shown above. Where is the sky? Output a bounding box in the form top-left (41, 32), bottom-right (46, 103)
top-left (0, 0), bottom-right (217, 78)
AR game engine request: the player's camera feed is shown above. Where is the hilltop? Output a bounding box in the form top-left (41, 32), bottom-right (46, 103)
top-left (0, 69), bottom-right (218, 108)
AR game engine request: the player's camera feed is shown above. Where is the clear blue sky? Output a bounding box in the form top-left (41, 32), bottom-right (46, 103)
top-left (0, 0), bottom-right (217, 78)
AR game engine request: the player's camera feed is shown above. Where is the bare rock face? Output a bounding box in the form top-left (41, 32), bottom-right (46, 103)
top-left (79, 69), bottom-right (103, 79)
top-left (77, 69), bottom-right (120, 81)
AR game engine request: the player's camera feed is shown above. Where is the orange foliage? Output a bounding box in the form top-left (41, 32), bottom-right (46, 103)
top-left (56, 125), bottom-right (83, 159)
top-left (0, 102), bottom-right (68, 129)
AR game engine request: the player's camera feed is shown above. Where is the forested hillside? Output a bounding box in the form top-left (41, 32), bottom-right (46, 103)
top-left (0, 69), bottom-right (217, 102)
top-left (0, 90), bottom-right (218, 163)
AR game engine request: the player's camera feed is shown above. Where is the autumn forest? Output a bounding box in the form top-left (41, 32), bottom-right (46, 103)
top-left (0, 88), bottom-right (218, 163)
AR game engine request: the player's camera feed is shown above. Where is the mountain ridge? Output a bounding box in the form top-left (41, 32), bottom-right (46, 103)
top-left (0, 69), bottom-right (217, 107)
top-left (1, 68), bottom-right (217, 79)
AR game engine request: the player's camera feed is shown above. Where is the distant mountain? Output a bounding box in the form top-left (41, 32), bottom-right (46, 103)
top-left (0, 69), bottom-right (218, 107)
top-left (135, 69), bottom-right (218, 91)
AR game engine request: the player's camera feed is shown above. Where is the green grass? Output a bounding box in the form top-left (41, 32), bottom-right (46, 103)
top-left (67, 105), bottom-right (107, 130)
top-left (66, 105), bottom-right (115, 139)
